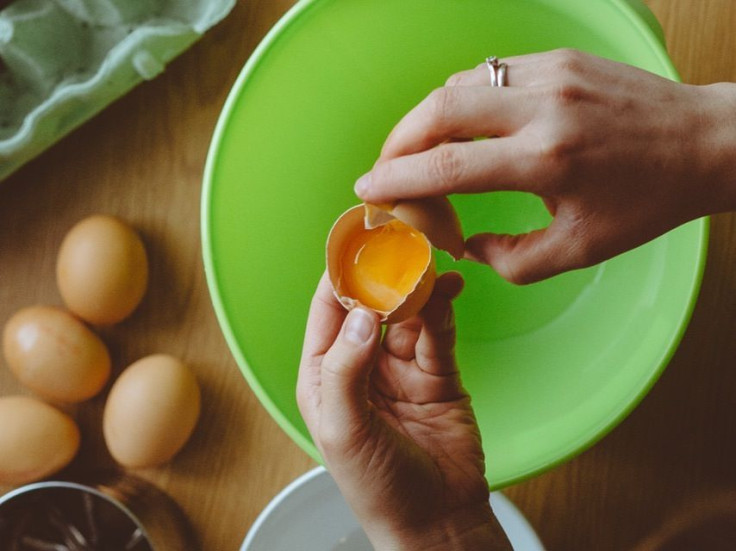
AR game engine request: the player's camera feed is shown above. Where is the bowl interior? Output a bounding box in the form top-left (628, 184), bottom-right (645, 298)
top-left (203, 0), bottom-right (706, 488)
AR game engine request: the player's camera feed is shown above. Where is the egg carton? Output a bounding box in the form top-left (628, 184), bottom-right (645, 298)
top-left (0, 0), bottom-right (235, 181)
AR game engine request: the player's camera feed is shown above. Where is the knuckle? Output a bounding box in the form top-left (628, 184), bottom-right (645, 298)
top-left (548, 81), bottom-right (590, 107)
top-left (531, 84), bottom-right (591, 188)
top-left (536, 136), bottom-right (577, 187)
top-left (428, 145), bottom-right (464, 192)
top-left (322, 354), bottom-right (352, 380)
top-left (425, 87), bottom-right (458, 129)
top-left (551, 48), bottom-right (586, 76)
top-left (491, 235), bottom-right (538, 285)
top-left (369, 159), bottom-right (392, 189)
top-left (541, 132), bottom-right (579, 163)
top-left (391, 328), bottom-right (415, 354)
top-left (445, 72), bottom-right (463, 87)
top-left (534, 121), bottom-right (586, 188)
top-left (416, 325), bottom-right (456, 360)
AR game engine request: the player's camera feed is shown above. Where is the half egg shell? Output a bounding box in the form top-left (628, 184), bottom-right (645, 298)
top-left (326, 197), bottom-right (463, 323)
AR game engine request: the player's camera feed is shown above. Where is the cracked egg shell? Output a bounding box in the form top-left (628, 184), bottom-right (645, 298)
top-left (326, 197), bottom-right (463, 324)
top-left (364, 197), bottom-right (464, 261)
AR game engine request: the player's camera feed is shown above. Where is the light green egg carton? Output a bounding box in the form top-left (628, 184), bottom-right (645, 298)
top-left (0, 0), bottom-right (235, 181)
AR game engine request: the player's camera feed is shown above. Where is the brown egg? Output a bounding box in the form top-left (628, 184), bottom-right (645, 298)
top-left (56, 215), bottom-right (148, 325)
top-left (0, 396), bottom-right (80, 485)
top-left (103, 354), bottom-right (201, 468)
top-left (2, 306), bottom-right (111, 403)
top-left (327, 197), bottom-right (463, 323)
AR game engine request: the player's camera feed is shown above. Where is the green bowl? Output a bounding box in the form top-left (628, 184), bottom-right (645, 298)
top-left (202, 0), bottom-right (707, 488)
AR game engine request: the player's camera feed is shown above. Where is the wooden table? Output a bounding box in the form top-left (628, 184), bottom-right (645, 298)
top-left (1, 1), bottom-right (734, 549)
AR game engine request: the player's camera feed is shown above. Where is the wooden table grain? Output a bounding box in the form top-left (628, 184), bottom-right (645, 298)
top-left (0, 1), bottom-right (734, 549)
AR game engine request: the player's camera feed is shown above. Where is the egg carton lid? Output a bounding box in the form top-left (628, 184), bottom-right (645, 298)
top-left (0, 0), bottom-right (236, 181)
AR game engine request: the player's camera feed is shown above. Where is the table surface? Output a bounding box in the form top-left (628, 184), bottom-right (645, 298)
top-left (1, 1), bottom-right (735, 549)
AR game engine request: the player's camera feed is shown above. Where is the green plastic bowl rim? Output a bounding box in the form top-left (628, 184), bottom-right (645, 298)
top-left (201, 0), bottom-right (709, 487)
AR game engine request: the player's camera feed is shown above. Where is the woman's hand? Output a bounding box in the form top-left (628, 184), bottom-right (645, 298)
top-left (355, 49), bottom-right (736, 284)
top-left (297, 272), bottom-right (511, 550)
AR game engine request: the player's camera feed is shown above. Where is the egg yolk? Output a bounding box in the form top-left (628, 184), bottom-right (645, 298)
top-left (339, 219), bottom-right (430, 312)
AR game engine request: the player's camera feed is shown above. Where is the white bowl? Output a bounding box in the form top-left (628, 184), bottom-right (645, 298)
top-left (242, 466), bottom-right (545, 551)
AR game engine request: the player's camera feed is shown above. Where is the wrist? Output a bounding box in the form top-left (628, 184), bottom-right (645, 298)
top-left (690, 82), bottom-right (736, 215)
top-left (365, 502), bottom-right (512, 551)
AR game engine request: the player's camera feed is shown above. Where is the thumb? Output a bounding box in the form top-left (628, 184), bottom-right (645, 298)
top-left (465, 223), bottom-right (575, 284)
top-left (319, 307), bottom-right (381, 444)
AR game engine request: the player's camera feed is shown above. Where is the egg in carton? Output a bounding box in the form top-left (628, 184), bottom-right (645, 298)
top-left (0, 0), bottom-right (235, 181)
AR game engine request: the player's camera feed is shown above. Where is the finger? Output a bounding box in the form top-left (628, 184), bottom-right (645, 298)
top-left (445, 65), bottom-right (488, 87)
top-left (297, 271), bottom-right (348, 429)
top-left (356, 138), bottom-right (542, 204)
top-left (380, 272), bottom-right (463, 362)
top-left (414, 272), bottom-right (464, 376)
top-left (431, 270), bottom-right (465, 300)
top-left (320, 307), bottom-right (381, 438)
top-left (301, 271), bottom-right (348, 362)
top-left (446, 63), bottom-right (522, 87)
top-left (464, 221), bottom-right (579, 285)
top-left (378, 86), bottom-right (535, 161)
top-left (445, 51), bottom-right (581, 87)
top-left (381, 318), bottom-right (421, 362)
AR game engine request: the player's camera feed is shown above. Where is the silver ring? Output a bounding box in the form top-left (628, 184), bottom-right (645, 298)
top-left (485, 56), bottom-right (508, 87)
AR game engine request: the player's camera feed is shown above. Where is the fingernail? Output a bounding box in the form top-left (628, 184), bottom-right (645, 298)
top-left (345, 308), bottom-right (374, 344)
top-left (354, 172), bottom-right (371, 197)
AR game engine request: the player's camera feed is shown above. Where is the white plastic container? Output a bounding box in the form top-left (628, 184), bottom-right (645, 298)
top-left (242, 466), bottom-right (546, 551)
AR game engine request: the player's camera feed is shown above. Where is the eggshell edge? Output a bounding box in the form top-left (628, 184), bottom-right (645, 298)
top-left (365, 197), bottom-right (464, 260)
top-left (326, 204), bottom-right (436, 323)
